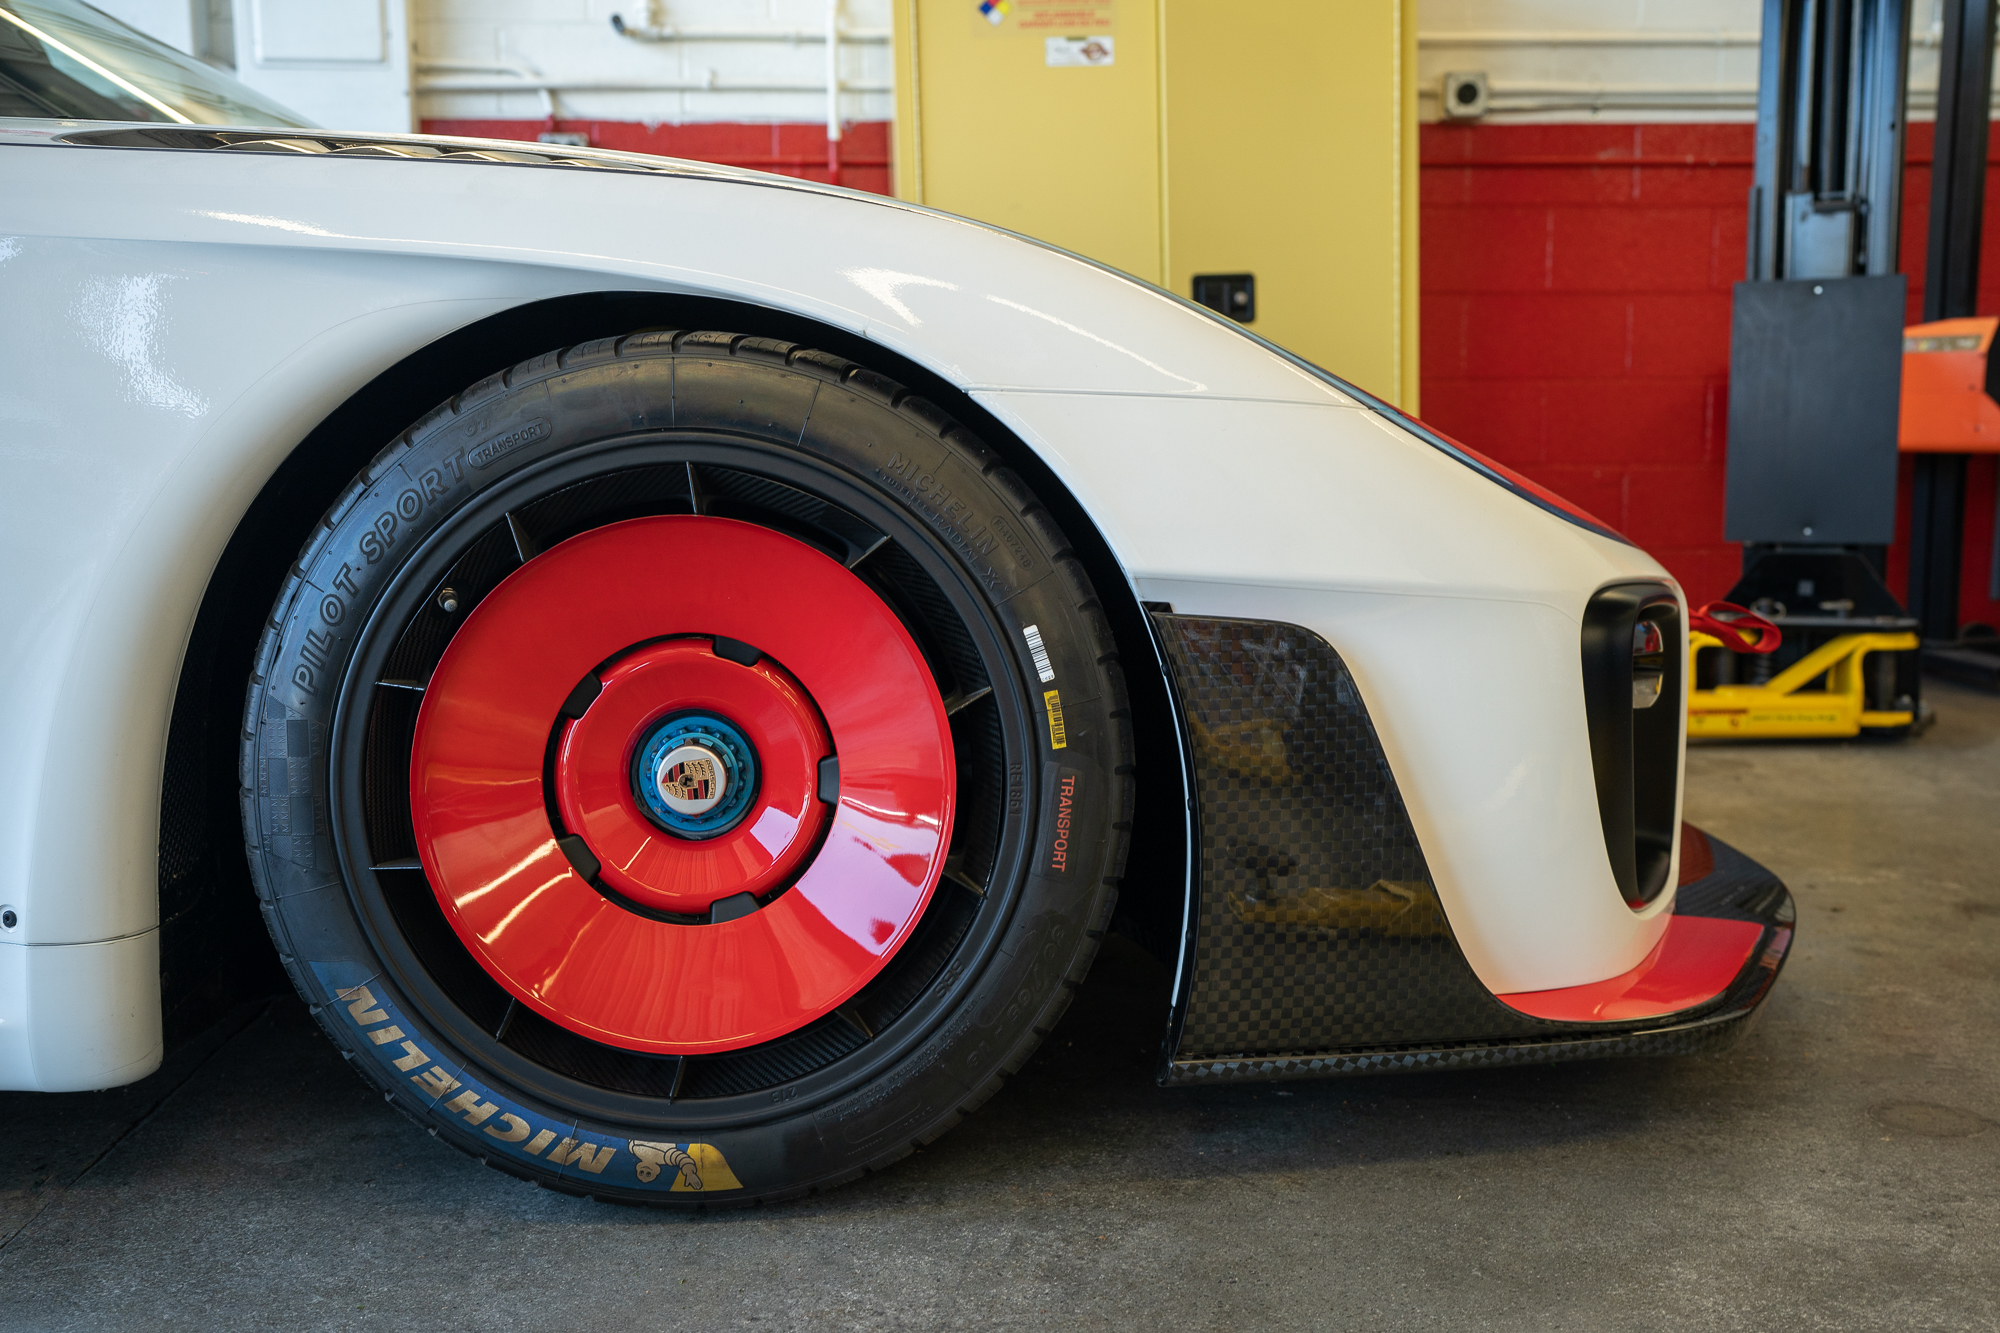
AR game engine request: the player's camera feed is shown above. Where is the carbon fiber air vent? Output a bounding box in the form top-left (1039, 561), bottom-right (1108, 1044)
top-left (54, 127), bottom-right (747, 179)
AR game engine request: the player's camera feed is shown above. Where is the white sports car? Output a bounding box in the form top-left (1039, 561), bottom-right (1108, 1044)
top-left (0, 0), bottom-right (1792, 1205)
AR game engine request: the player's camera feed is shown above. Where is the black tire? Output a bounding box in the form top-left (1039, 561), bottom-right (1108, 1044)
top-left (241, 331), bottom-right (1133, 1205)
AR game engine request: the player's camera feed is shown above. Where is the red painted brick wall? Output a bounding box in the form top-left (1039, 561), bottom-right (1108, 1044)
top-left (418, 119), bottom-right (893, 196)
top-left (1421, 121), bottom-right (2000, 630)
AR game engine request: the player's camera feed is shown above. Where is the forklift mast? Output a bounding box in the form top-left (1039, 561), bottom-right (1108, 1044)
top-left (1713, 0), bottom-right (1925, 732)
top-left (1748, 0), bottom-right (1910, 284)
top-left (1729, 0), bottom-right (1911, 584)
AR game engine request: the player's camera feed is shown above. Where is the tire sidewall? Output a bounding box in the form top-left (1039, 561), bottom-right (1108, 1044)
top-left (246, 339), bottom-right (1125, 1203)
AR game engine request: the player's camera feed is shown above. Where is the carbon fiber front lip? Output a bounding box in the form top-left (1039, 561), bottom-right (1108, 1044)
top-left (1162, 1001), bottom-right (1774, 1084)
top-left (1164, 856), bottom-right (1795, 1087)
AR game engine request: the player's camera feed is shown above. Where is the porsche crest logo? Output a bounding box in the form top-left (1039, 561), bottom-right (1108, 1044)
top-left (663, 756), bottom-right (716, 802)
top-left (655, 742), bottom-right (729, 817)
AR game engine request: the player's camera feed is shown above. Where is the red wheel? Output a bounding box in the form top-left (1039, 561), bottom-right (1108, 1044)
top-left (411, 516), bottom-right (954, 1053)
top-left (247, 332), bottom-right (1131, 1206)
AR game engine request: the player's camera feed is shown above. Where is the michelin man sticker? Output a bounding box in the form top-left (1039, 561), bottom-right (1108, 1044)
top-left (1046, 35), bottom-right (1114, 65)
top-left (630, 1141), bottom-right (744, 1192)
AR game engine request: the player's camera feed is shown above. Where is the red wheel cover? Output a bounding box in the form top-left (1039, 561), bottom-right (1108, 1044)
top-left (408, 516), bottom-right (956, 1054)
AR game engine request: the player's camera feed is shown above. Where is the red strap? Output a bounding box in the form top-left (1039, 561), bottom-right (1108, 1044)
top-left (1689, 601), bottom-right (1782, 654)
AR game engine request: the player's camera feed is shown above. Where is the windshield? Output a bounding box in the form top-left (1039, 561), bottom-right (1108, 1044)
top-left (0, 0), bottom-right (308, 126)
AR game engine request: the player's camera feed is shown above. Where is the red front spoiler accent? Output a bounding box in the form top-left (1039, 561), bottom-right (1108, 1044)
top-left (1494, 915), bottom-right (1765, 1023)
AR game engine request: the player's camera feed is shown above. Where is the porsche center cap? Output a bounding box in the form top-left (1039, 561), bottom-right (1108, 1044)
top-left (655, 744), bottom-right (727, 817)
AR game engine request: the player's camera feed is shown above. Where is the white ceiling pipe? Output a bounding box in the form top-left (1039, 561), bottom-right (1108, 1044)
top-left (415, 58), bottom-right (556, 119)
top-left (1422, 31), bottom-right (1760, 48)
top-left (415, 76), bottom-right (891, 95)
top-left (608, 15), bottom-right (889, 43)
top-left (826, 0), bottom-right (841, 169)
top-left (1420, 27), bottom-right (1976, 49)
top-left (1454, 81), bottom-right (1760, 97)
top-left (1418, 79), bottom-right (1985, 110)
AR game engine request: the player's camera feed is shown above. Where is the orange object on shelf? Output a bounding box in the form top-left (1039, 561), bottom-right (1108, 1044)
top-left (1899, 316), bottom-right (2000, 453)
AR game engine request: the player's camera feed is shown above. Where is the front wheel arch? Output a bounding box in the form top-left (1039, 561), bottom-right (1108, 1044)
top-left (162, 289), bottom-right (1187, 1049)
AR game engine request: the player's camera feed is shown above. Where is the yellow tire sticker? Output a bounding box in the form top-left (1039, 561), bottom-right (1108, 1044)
top-left (1043, 688), bottom-right (1067, 750)
top-left (629, 1140), bottom-right (743, 1191)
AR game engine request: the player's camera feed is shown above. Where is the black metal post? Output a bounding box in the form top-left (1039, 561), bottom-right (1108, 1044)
top-left (1911, 0), bottom-right (1998, 640)
top-left (1924, 0), bottom-right (1997, 321)
top-left (1910, 453), bottom-right (1970, 633)
top-left (1747, 0), bottom-right (1791, 282)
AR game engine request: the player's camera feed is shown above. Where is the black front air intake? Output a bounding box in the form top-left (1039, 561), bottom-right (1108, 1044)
top-left (1581, 583), bottom-right (1682, 907)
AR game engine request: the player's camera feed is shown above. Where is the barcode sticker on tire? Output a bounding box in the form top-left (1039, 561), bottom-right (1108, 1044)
top-left (1023, 624), bottom-right (1055, 683)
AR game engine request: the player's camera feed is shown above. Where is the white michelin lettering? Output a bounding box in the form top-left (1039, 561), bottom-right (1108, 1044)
top-left (547, 1139), bottom-right (618, 1174)
top-left (484, 1114), bottom-right (532, 1143)
top-left (444, 1090), bottom-right (501, 1126)
top-left (410, 1066), bottom-right (462, 1098)
top-left (340, 986), bottom-right (387, 1025)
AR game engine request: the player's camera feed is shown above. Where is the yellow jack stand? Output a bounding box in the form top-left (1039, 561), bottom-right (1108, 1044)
top-left (1689, 629), bottom-right (1920, 738)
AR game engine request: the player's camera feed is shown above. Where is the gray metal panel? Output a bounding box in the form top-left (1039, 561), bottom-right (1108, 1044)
top-left (1724, 275), bottom-right (1904, 544)
top-left (1857, 0), bottom-right (1913, 278)
top-left (1748, 0), bottom-right (1910, 282)
top-left (1749, 0), bottom-right (1788, 281)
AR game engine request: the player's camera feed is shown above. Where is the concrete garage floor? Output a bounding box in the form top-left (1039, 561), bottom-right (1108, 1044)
top-left (2, 687), bottom-right (1996, 1331)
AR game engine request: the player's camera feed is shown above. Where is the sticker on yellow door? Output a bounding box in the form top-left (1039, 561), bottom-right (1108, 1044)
top-left (1046, 35), bottom-right (1114, 64)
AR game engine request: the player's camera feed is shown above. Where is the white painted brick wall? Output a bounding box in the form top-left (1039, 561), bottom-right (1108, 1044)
top-left (1420, 0), bottom-right (1967, 125)
top-left (91, 0), bottom-right (195, 53)
top-left (1420, 0), bottom-right (1763, 124)
top-left (416, 0), bottom-right (894, 126)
